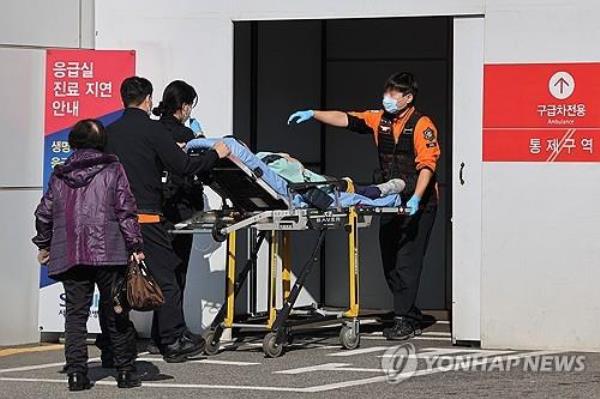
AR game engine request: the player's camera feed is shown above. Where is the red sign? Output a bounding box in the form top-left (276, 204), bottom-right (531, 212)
top-left (45, 49), bottom-right (136, 135)
top-left (483, 63), bottom-right (600, 162)
top-left (43, 49), bottom-right (136, 189)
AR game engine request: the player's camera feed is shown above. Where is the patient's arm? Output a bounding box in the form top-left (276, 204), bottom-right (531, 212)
top-left (313, 110), bottom-right (349, 128)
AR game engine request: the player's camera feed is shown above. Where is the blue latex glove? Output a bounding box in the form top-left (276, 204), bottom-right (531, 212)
top-left (287, 110), bottom-right (314, 125)
top-left (188, 118), bottom-right (203, 135)
top-left (406, 194), bottom-right (421, 216)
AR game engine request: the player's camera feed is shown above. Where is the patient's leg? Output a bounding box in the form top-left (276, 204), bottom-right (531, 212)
top-left (354, 178), bottom-right (406, 199)
top-left (355, 185), bottom-right (383, 199)
top-left (376, 178), bottom-right (406, 196)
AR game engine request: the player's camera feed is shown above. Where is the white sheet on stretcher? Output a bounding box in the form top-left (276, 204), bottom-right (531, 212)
top-left (186, 137), bottom-right (401, 208)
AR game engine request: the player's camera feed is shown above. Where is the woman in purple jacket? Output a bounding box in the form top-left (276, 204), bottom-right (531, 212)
top-left (33, 119), bottom-right (144, 391)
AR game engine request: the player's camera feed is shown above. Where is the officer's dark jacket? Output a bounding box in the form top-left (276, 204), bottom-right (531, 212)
top-left (159, 115), bottom-right (205, 224)
top-left (105, 108), bottom-right (218, 214)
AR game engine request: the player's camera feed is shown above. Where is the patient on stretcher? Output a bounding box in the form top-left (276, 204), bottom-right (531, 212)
top-left (256, 151), bottom-right (405, 199)
top-left (186, 136), bottom-right (404, 208)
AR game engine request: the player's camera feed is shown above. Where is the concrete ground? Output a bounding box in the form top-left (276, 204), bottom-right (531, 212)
top-left (0, 321), bottom-right (599, 399)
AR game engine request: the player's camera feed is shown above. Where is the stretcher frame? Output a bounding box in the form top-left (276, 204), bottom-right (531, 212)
top-left (172, 154), bottom-right (410, 357)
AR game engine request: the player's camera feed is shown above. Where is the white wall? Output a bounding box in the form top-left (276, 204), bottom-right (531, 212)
top-left (95, 2), bottom-right (236, 333)
top-left (95, 0), bottom-right (484, 334)
top-left (0, 49), bottom-right (44, 346)
top-left (452, 17), bottom-right (484, 343)
top-left (0, 0), bottom-right (94, 346)
top-left (3, 0), bottom-right (597, 349)
top-left (229, 0), bottom-right (484, 20)
top-left (481, 0), bottom-right (600, 351)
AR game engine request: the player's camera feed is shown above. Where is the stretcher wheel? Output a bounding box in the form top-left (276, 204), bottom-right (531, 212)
top-left (204, 331), bottom-right (220, 356)
top-left (262, 332), bottom-right (284, 358)
top-left (339, 325), bottom-right (360, 350)
top-left (212, 221), bottom-right (228, 242)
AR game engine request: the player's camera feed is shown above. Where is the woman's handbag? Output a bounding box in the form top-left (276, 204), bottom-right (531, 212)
top-left (113, 259), bottom-right (164, 313)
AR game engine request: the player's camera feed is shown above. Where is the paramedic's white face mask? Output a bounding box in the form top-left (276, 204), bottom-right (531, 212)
top-left (382, 95), bottom-right (400, 114)
top-left (383, 91), bottom-right (412, 114)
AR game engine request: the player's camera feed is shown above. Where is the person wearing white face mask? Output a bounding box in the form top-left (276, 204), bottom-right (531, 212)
top-left (104, 77), bottom-right (231, 363)
top-left (148, 80), bottom-right (211, 355)
top-left (287, 72), bottom-right (440, 341)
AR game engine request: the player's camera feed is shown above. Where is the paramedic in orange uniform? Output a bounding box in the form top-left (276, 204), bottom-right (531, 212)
top-left (288, 72), bottom-right (440, 340)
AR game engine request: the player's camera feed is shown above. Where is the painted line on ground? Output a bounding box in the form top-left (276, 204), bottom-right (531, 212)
top-left (0, 353), bottom-right (148, 374)
top-left (0, 377), bottom-right (307, 392)
top-left (275, 363), bottom-right (352, 375)
top-left (329, 347), bottom-right (388, 357)
top-left (361, 335), bottom-right (451, 341)
top-left (363, 331), bottom-right (450, 337)
top-left (0, 357), bottom-right (97, 374)
top-left (0, 350), bottom-right (562, 393)
top-left (0, 344), bottom-right (63, 358)
top-left (300, 350), bottom-right (563, 392)
top-left (279, 350), bottom-right (514, 374)
top-left (0, 362), bottom-right (67, 374)
top-left (136, 357), bottom-right (259, 366)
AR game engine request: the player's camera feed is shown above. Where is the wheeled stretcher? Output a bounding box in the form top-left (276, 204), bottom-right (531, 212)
top-left (173, 143), bottom-right (411, 357)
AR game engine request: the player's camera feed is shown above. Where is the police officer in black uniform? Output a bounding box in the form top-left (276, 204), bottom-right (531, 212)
top-left (105, 76), bottom-right (230, 362)
top-left (288, 72), bottom-right (440, 340)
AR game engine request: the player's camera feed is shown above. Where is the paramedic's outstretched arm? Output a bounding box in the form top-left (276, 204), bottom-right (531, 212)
top-left (287, 110), bottom-right (349, 128)
top-left (313, 111), bottom-right (348, 127)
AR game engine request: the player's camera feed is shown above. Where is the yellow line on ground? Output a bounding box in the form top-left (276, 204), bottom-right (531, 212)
top-left (0, 344), bottom-right (63, 358)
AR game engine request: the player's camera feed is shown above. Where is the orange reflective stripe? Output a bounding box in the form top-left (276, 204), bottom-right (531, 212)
top-left (138, 214), bottom-right (161, 224)
top-left (413, 116), bottom-right (441, 172)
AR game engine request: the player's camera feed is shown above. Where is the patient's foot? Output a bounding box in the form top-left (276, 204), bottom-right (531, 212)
top-left (376, 178), bottom-right (406, 196)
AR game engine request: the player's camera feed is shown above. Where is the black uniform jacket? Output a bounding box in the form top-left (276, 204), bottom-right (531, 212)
top-left (105, 108), bottom-right (218, 214)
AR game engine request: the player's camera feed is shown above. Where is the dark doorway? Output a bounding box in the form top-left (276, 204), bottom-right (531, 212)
top-left (234, 17), bottom-right (452, 314)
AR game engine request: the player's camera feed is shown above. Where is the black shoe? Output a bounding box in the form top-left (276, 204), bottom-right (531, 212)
top-left (383, 317), bottom-right (417, 341)
top-left (182, 329), bottom-right (204, 344)
top-left (379, 311), bottom-right (396, 322)
top-left (378, 311), bottom-right (397, 328)
top-left (117, 370), bottom-right (141, 389)
top-left (162, 333), bottom-right (206, 363)
top-left (146, 341), bottom-right (161, 355)
top-left (67, 372), bottom-right (92, 391)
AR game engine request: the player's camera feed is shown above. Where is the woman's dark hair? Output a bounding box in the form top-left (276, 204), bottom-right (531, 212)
top-left (384, 72), bottom-right (418, 101)
top-left (152, 80), bottom-right (198, 117)
top-left (120, 76), bottom-right (153, 107)
top-left (68, 119), bottom-right (106, 151)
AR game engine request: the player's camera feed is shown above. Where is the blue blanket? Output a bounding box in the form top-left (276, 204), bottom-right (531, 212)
top-left (186, 137), bottom-right (401, 208)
